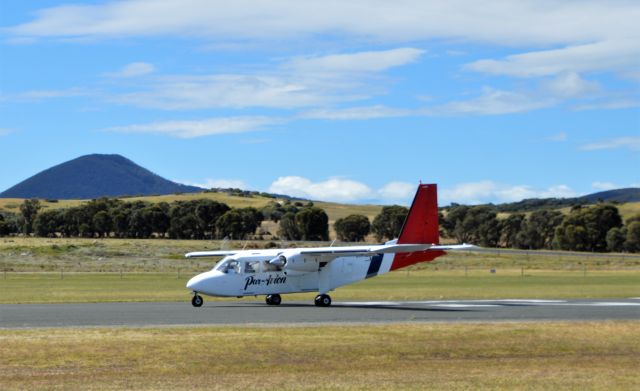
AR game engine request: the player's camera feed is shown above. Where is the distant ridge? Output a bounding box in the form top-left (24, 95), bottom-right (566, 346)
top-left (578, 188), bottom-right (640, 203)
top-left (0, 154), bottom-right (202, 199)
top-left (488, 188), bottom-right (640, 212)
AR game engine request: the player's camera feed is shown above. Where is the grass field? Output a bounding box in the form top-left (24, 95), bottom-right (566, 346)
top-left (1, 322), bottom-right (639, 390)
top-left (1, 237), bottom-right (639, 304)
top-left (1, 270), bottom-right (639, 304)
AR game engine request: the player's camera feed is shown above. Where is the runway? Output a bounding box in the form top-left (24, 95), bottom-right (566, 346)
top-left (1, 299), bottom-right (639, 328)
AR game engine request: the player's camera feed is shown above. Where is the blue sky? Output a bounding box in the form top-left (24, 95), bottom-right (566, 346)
top-left (0, 1), bottom-right (638, 205)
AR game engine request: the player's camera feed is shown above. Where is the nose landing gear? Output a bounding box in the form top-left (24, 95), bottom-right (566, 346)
top-left (191, 293), bottom-right (203, 307)
top-left (314, 294), bottom-right (332, 307)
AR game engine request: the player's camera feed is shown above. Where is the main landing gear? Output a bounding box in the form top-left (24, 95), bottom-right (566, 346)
top-left (191, 293), bottom-right (203, 307)
top-left (265, 294), bottom-right (282, 305)
top-left (314, 294), bottom-right (332, 307)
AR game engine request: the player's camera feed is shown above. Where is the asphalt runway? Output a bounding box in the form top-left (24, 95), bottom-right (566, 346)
top-left (1, 298), bottom-right (639, 328)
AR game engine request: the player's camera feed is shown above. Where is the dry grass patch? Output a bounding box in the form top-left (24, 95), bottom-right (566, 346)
top-left (1, 322), bottom-right (639, 390)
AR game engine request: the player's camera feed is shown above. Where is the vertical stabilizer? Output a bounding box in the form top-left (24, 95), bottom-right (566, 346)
top-left (391, 184), bottom-right (444, 271)
top-left (397, 184), bottom-right (439, 245)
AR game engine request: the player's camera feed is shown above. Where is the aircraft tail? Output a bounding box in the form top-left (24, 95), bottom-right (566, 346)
top-left (397, 184), bottom-right (440, 245)
top-left (391, 183), bottom-right (445, 270)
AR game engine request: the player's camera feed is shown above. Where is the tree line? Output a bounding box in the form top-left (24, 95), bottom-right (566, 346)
top-left (0, 197), bottom-right (638, 252)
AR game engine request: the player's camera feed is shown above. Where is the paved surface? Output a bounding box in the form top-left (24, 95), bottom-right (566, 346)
top-left (1, 299), bottom-right (639, 328)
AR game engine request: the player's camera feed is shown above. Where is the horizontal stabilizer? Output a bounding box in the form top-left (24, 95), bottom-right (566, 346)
top-left (428, 244), bottom-right (478, 251)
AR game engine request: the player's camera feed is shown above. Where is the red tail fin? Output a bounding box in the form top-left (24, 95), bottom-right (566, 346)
top-left (391, 184), bottom-right (444, 271)
top-left (397, 184), bottom-right (439, 245)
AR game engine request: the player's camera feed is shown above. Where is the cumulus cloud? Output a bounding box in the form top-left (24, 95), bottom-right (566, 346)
top-left (440, 181), bottom-right (578, 205)
top-left (104, 62), bottom-right (155, 78)
top-left (106, 116), bottom-right (282, 138)
top-left (268, 176), bottom-right (420, 203)
top-left (268, 176), bottom-right (372, 202)
top-left (377, 182), bottom-right (416, 201)
top-left (579, 137), bottom-right (640, 151)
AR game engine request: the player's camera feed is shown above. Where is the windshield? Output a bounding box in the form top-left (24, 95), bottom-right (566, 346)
top-left (213, 257), bottom-right (240, 274)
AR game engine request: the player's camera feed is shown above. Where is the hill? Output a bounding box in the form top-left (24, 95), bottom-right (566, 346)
top-left (492, 188), bottom-right (640, 212)
top-left (0, 154), bottom-right (202, 199)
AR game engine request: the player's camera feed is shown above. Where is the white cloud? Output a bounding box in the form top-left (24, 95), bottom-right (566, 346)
top-left (378, 182), bottom-right (416, 201)
top-left (541, 72), bottom-right (600, 99)
top-left (114, 74), bottom-right (339, 110)
top-left (8, 1), bottom-right (638, 46)
top-left (547, 132), bottom-right (567, 142)
top-left (8, 1), bottom-right (639, 80)
top-left (180, 178), bottom-right (248, 189)
top-left (579, 137), bottom-right (640, 151)
top-left (299, 105), bottom-right (412, 120)
top-left (466, 39), bottom-right (640, 78)
top-left (14, 88), bottom-right (90, 100)
top-left (104, 62), bottom-right (155, 78)
top-left (433, 87), bottom-right (555, 115)
top-left (441, 181), bottom-right (578, 205)
top-left (592, 182), bottom-right (618, 191)
top-left (286, 48), bottom-right (424, 73)
top-left (268, 176), bottom-right (372, 202)
top-left (106, 116), bottom-right (281, 138)
top-left (110, 48), bottom-right (418, 111)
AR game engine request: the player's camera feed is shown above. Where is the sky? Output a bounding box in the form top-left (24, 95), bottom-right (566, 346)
top-left (0, 0), bottom-right (638, 206)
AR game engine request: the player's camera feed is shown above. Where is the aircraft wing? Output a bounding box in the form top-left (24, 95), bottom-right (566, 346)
top-left (185, 250), bottom-right (238, 258)
top-left (299, 243), bottom-right (434, 256)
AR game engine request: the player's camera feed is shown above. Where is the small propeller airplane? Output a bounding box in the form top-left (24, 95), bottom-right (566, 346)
top-left (185, 184), bottom-right (474, 307)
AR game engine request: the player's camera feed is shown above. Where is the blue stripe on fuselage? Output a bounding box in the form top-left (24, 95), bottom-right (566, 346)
top-left (366, 254), bottom-right (384, 279)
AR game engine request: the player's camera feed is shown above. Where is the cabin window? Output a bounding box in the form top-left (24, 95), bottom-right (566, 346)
top-left (244, 261), bottom-right (260, 274)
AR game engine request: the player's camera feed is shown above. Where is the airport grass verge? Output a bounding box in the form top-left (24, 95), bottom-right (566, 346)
top-left (1, 322), bottom-right (639, 390)
top-left (1, 269), bottom-right (639, 304)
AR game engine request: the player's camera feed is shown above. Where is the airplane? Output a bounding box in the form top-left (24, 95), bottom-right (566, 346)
top-left (185, 184), bottom-right (474, 307)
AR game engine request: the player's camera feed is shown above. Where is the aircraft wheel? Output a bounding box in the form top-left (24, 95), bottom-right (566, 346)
top-left (191, 294), bottom-right (203, 308)
top-left (266, 294), bottom-right (281, 305)
top-left (314, 294), bottom-right (331, 307)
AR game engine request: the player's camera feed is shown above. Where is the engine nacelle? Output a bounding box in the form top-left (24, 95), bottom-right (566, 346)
top-left (270, 251), bottom-right (319, 275)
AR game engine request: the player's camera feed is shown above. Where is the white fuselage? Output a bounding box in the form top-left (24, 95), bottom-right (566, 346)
top-left (186, 251), bottom-right (395, 297)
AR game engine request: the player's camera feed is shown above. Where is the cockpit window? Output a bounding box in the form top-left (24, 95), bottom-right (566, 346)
top-left (214, 258), bottom-right (240, 274)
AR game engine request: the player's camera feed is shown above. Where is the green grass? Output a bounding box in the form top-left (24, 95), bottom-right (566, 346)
top-left (1, 237), bottom-right (638, 303)
top-left (1, 269), bottom-right (639, 304)
top-left (1, 322), bottom-right (639, 390)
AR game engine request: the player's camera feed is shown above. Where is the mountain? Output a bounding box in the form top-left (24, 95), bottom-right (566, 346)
top-left (0, 154), bottom-right (202, 199)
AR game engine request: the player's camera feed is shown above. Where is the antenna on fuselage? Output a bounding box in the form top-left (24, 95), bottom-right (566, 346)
top-left (220, 237), bottom-right (229, 250)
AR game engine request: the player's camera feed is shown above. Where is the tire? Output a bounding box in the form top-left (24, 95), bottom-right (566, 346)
top-left (191, 294), bottom-right (203, 307)
top-left (266, 294), bottom-right (282, 305)
top-left (314, 294), bottom-right (331, 307)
